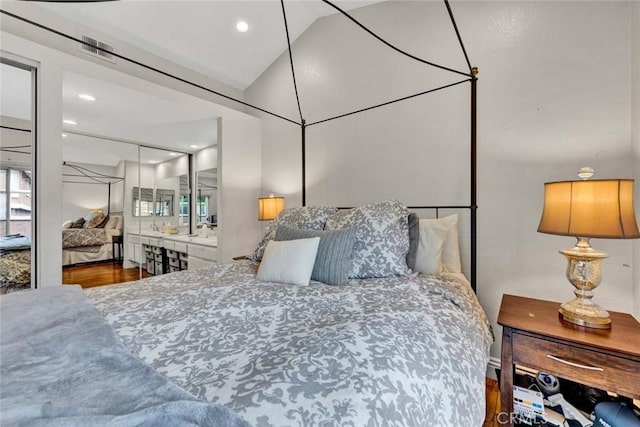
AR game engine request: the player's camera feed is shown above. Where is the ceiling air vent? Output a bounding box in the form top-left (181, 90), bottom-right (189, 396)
top-left (78, 35), bottom-right (116, 64)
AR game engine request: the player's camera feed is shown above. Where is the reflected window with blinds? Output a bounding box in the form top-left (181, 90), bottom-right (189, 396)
top-left (132, 187), bottom-right (154, 217)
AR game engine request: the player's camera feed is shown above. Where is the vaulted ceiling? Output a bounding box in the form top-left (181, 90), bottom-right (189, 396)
top-left (2, 1), bottom-right (384, 166)
top-left (38, 1), bottom-right (383, 91)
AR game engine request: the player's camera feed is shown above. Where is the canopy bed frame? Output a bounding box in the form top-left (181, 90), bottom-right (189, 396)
top-left (1, 3), bottom-right (491, 426)
top-left (1, 0), bottom-right (478, 291)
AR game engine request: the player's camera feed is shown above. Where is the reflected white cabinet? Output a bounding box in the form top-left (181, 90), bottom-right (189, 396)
top-left (126, 232), bottom-right (218, 271)
top-left (127, 235), bottom-right (142, 264)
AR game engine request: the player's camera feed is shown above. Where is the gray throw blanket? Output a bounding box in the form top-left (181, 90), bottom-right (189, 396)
top-left (0, 286), bottom-right (249, 427)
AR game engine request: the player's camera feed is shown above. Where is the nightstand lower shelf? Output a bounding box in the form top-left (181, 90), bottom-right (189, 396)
top-left (498, 294), bottom-right (640, 427)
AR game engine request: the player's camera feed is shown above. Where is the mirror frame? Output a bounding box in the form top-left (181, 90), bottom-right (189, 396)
top-left (0, 53), bottom-right (38, 291)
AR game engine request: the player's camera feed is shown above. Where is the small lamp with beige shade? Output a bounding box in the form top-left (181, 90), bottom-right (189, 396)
top-left (537, 167), bottom-right (640, 329)
top-left (258, 193), bottom-right (285, 222)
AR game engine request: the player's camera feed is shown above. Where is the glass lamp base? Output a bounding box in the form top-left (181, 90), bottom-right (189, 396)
top-left (558, 237), bottom-right (611, 330)
top-left (559, 299), bottom-right (611, 329)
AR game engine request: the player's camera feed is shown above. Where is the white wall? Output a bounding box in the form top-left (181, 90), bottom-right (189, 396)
top-left (632, 2), bottom-right (640, 320)
top-left (245, 1), bottom-right (636, 360)
top-left (216, 116), bottom-right (263, 262)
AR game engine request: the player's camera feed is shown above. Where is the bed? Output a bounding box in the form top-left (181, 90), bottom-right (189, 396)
top-left (2, 201), bottom-right (492, 426)
top-left (85, 201), bottom-right (492, 426)
top-left (61, 213), bottom-right (123, 266)
top-left (87, 262), bottom-right (492, 426)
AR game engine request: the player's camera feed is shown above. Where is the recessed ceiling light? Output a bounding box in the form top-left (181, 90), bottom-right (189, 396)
top-left (78, 93), bottom-right (96, 101)
top-left (63, 119), bottom-right (77, 125)
top-left (148, 160), bottom-right (158, 164)
top-left (236, 20), bottom-right (249, 32)
top-left (169, 152), bottom-right (179, 156)
top-left (190, 144), bottom-right (199, 149)
top-left (62, 133), bottom-right (68, 138)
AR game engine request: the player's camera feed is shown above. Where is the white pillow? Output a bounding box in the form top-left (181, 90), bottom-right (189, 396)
top-left (414, 220), bottom-right (448, 274)
top-left (415, 214), bottom-right (461, 274)
top-left (256, 237), bottom-right (321, 286)
top-left (62, 220), bottom-right (73, 230)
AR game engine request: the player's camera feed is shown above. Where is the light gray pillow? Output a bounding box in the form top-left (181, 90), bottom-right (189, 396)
top-left (275, 225), bottom-right (356, 286)
top-left (248, 206), bottom-right (338, 261)
top-left (324, 200), bottom-right (411, 279)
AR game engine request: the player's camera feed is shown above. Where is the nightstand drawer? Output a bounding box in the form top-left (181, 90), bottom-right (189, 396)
top-left (513, 333), bottom-right (640, 399)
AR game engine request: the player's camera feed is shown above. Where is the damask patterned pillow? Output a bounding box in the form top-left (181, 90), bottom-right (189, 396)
top-left (324, 200), bottom-right (411, 279)
top-left (247, 206), bottom-right (338, 261)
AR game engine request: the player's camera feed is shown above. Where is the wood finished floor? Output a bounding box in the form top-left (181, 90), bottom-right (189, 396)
top-left (484, 378), bottom-right (501, 427)
top-left (62, 262), bottom-right (149, 288)
top-left (62, 262), bottom-right (503, 424)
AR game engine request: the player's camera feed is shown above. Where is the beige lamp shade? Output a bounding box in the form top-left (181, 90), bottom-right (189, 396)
top-left (258, 196), bottom-right (285, 221)
top-left (538, 179), bottom-right (640, 239)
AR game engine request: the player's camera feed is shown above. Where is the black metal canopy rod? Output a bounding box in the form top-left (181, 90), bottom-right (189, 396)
top-left (307, 78), bottom-right (470, 127)
top-left (322, 0), bottom-right (472, 78)
top-left (1, 4), bottom-right (471, 130)
top-left (0, 125), bottom-right (31, 133)
top-left (62, 162), bottom-right (123, 185)
top-left (444, 0), bottom-right (472, 73)
top-left (280, 0), bottom-right (305, 124)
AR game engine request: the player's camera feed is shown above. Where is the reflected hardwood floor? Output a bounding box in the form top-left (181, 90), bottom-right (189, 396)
top-left (63, 262), bottom-right (149, 288)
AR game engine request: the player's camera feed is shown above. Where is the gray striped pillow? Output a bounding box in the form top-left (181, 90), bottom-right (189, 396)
top-left (274, 225), bottom-right (355, 286)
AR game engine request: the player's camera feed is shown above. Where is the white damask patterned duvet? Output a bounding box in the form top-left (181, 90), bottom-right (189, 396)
top-left (86, 260), bottom-right (493, 426)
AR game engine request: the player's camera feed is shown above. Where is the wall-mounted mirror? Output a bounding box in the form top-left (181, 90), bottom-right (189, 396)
top-left (0, 57), bottom-right (37, 294)
top-left (196, 168), bottom-right (217, 226)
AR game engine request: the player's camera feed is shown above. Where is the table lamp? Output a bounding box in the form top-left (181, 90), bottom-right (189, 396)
top-left (537, 168), bottom-right (639, 329)
top-left (258, 193), bottom-right (285, 221)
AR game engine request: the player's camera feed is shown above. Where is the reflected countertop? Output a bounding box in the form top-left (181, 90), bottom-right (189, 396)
top-left (127, 229), bottom-right (217, 248)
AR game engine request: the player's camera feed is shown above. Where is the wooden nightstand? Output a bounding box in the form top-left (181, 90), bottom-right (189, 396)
top-left (111, 235), bottom-right (123, 264)
top-left (497, 294), bottom-right (640, 426)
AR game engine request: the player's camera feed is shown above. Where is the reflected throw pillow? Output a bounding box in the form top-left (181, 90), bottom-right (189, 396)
top-left (256, 237), bottom-right (321, 287)
top-left (70, 218), bottom-right (85, 229)
top-left (85, 213), bottom-right (105, 229)
top-left (275, 225), bottom-right (356, 286)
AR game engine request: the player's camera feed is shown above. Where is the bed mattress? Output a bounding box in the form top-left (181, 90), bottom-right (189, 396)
top-left (86, 260), bottom-right (492, 426)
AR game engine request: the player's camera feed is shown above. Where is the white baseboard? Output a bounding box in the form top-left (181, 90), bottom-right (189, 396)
top-left (486, 356), bottom-right (501, 379)
top-left (488, 356), bottom-right (501, 370)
